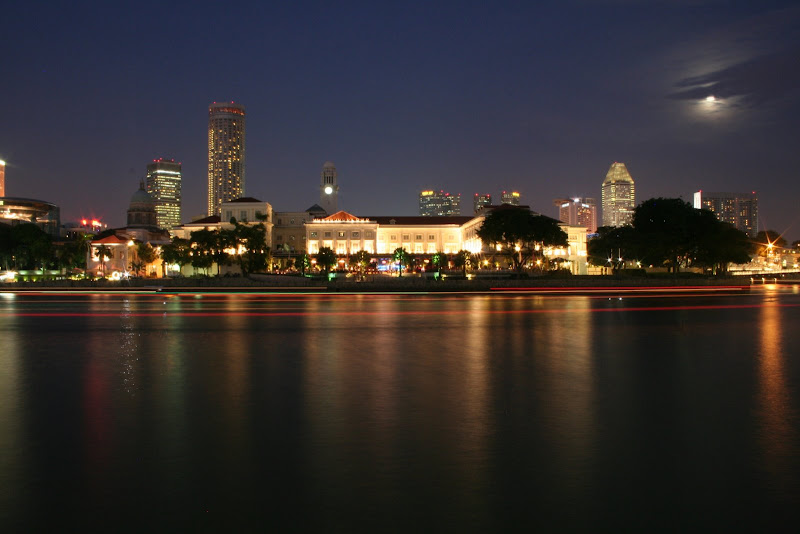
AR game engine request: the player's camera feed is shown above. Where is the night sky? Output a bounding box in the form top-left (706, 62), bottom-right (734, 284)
top-left (2, 1), bottom-right (799, 238)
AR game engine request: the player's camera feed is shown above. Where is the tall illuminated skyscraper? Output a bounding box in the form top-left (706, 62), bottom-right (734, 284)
top-left (501, 190), bottom-right (520, 206)
top-left (146, 158), bottom-right (182, 230)
top-left (0, 159), bottom-right (5, 197)
top-left (419, 190), bottom-right (461, 216)
top-left (320, 161), bottom-right (339, 214)
top-left (601, 162), bottom-right (635, 227)
top-left (554, 197), bottom-right (597, 233)
top-left (693, 191), bottom-right (758, 237)
top-left (208, 102), bottom-right (245, 216)
top-left (473, 193), bottom-right (492, 213)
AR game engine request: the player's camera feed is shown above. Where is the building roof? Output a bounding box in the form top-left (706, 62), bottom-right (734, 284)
top-left (92, 235), bottom-right (129, 245)
top-left (185, 215), bottom-right (221, 225)
top-left (305, 204), bottom-right (326, 213)
top-left (603, 162), bottom-right (634, 185)
top-left (320, 211), bottom-right (367, 222)
top-left (228, 197), bottom-right (263, 203)
top-left (368, 216), bottom-right (474, 226)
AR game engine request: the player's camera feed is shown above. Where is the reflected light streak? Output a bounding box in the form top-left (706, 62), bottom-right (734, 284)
top-left (4, 302), bottom-right (799, 318)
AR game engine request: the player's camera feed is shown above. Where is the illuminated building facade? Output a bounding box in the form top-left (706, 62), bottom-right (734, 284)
top-left (208, 102), bottom-right (246, 216)
top-left (146, 158), bottom-right (182, 230)
top-left (473, 193), bottom-right (492, 213)
top-left (320, 161), bottom-right (339, 215)
top-left (419, 190), bottom-right (462, 216)
top-left (554, 197), bottom-right (597, 234)
top-left (0, 159), bottom-right (5, 197)
top-left (693, 191), bottom-right (758, 237)
top-left (601, 162), bottom-right (635, 227)
top-left (501, 191), bottom-right (520, 206)
top-left (0, 197), bottom-right (60, 237)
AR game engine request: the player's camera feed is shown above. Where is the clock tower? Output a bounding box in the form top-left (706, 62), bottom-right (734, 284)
top-left (320, 161), bottom-right (339, 215)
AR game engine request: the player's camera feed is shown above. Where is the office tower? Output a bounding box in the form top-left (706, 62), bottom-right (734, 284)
top-left (0, 159), bottom-right (5, 197)
top-left (693, 191), bottom-right (758, 237)
top-left (501, 191), bottom-right (520, 206)
top-left (601, 162), bottom-right (635, 227)
top-left (419, 190), bottom-right (462, 216)
top-left (208, 102), bottom-right (246, 216)
top-left (473, 193), bottom-right (492, 213)
top-left (554, 197), bottom-right (598, 234)
top-left (146, 158), bottom-right (182, 230)
top-left (320, 161), bottom-right (339, 214)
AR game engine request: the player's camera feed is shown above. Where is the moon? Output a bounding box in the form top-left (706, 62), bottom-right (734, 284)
top-left (705, 95), bottom-right (717, 102)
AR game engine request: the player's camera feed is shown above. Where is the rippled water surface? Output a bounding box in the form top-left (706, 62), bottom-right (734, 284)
top-left (1, 287), bottom-right (799, 531)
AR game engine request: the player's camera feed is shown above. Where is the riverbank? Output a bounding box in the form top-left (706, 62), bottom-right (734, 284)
top-left (1, 272), bottom-right (778, 293)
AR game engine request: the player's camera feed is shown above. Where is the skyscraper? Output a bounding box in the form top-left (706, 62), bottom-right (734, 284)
top-left (146, 158), bottom-right (182, 230)
top-left (419, 190), bottom-right (462, 216)
top-left (473, 193), bottom-right (492, 214)
top-left (601, 162), bottom-right (635, 227)
top-left (501, 191), bottom-right (520, 206)
top-left (554, 197), bottom-right (597, 233)
top-left (693, 191), bottom-right (758, 237)
top-left (208, 102), bottom-right (245, 216)
top-left (0, 159), bottom-right (5, 197)
top-left (320, 161), bottom-right (339, 214)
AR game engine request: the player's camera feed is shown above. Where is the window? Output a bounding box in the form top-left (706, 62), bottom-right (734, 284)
top-left (390, 235), bottom-right (397, 241)
top-left (428, 234), bottom-right (435, 241)
top-left (324, 231), bottom-right (332, 238)
top-left (290, 235), bottom-right (295, 241)
top-left (402, 234), bottom-right (410, 240)
top-left (225, 210), bottom-right (232, 221)
top-left (365, 230), bottom-right (374, 238)
top-left (415, 234), bottom-right (423, 241)
top-left (241, 210), bottom-right (248, 221)
top-left (277, 218), bottom-right (282, 225)
top-left (338, 231), bottom-right (346, 238)
top-left (290, 219), bottom-right (295, 225)
top-left (310, 231), bottom-right (318, 238)
top-left (352, 231), bottom-right (360, 238)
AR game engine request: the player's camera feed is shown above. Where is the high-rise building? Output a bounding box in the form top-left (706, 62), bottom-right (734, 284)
top-left (554, 197), bottom-right (597, 234)
top-left (473, 193), bottom-right (492, 214)
top-left (0, 159), bottom-right (5, 197)
top-left (146, 158), bottom-right (182, 230)
top-left (501, 191), bottom-right (520, 206)
top-left (693, 191), bottom-right (758, 237)
top-left (320, 161), bottom-right (339, 215)
top-left (601, 162), bottom-right (635, 227)
top-left (419, 190), bottom-right (462, 216)
top-left (208, 102), bottom-right (246, 216)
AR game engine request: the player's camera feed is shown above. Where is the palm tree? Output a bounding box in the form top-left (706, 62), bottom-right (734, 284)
top-left (393, 247), bottom-right (409, 277)
top-left (350, 250), bottom-right (372, 281)
top-left (453, 250), bottom-right (474, 276)
top-left (316, 247), bottom-right (337, 275)
top-left (95, 244), bottom-right (113, 277)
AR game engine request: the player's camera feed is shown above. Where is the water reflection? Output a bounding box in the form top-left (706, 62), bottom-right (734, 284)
top-left (757, 300), bottom-right (798, 495)
top-left (0, 312), bottom-right (25, 520)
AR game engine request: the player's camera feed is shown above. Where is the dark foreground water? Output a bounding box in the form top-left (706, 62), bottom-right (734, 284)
top-left (1, 287), bottom-right (799, 532)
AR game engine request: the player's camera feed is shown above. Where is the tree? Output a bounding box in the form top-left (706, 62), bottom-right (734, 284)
top-left (135, 242), bottom-right (158, 276)
top-left (692, 211), bottom-right (753, 275)
top-left (95, 244), bottom-right (113, 276)
top-left (55, 235), bottom-right (90, 272)
top-left (230, 221), bottom-right (269, 276)
top-left (754, 230), bottom-right (786, 257)
top-left (295, 252), bottom-right (311, 275)
top-left (476, 206), bottom-right (567, 271)
top-left (350, 250), bottom-right (372, 280)
top-left (587, 225), bottom-right (639, 271)
top-left (393, 247), bottom-right (409, 277)
top-left (315, 247), bottom-right (337, 274)
top-left (10, 223), bottom-right (53, 271)
top-left (161, 237), bottom-right (192, 275)
top-left (632, 198), bottom-right (696, 273)
top-left (432, 251), bottom-right (450, 276)
top-left (189, 229), bottom-right (216, 275)
top-left (453, 250), bottom-right (474, 275)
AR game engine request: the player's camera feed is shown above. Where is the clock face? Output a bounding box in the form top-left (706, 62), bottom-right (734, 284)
top-left (324, 186), bottom-right (333, 195)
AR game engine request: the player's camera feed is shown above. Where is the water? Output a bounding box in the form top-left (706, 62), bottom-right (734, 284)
top-left (1, 287), bottom-right (799, 531)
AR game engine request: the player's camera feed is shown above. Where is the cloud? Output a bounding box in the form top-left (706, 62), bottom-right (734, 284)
top-left (668, 48), bottom-right (800, 106)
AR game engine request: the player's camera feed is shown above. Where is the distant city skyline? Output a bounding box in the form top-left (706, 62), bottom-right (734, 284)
top-left (1, 2), bottom-right (798, 239)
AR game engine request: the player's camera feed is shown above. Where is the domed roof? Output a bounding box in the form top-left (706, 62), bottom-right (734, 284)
top-left (603, 162), bottom-right (634, 185)
top-left (322, 161), bottom-right (336, 168)
top-left (130, 182), bottom-right (154, 206)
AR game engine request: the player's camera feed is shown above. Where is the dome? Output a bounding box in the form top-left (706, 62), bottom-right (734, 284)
top-left (322, 161), bottom-right (336, 168)
top-left (130, 182), bottom-right (154, 207)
